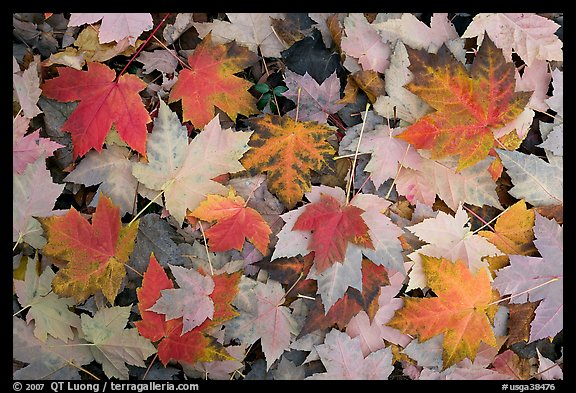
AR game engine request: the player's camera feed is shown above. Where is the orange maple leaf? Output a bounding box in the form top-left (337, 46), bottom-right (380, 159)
top-left (190, 189), bottom-right (272, 255)
top-left (388, 254), bottom-right (498, 368)
top-left (135, 254), bottom-right (241, 366)
top-left (168, 33), bottom-right (259, 129)
top-left (396, 35), bottom-right (532, 171)
top-left (241, 114), bottom-right (336, 208)
top-left (41, 62), bottom-right (151, 159)
top-left (39, 194), bottom-right (138, 303)
top-left (293, 193), bottom-right (373, 272)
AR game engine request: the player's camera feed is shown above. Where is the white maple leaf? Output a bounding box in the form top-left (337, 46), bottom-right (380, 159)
top-left (68, 13), bottom-right (153, 45)
top-left (80, 306), bottom-right (156, 380)
top-left (148, 265), bottom-right (215, 334)
top-left (223, 277), bottom-right (296, 371)
top-left (64, 146), bottom-right (137, 215)
top-left (307, 329), bottom-right (394, 380)
top-left (497, 149), bottom-right (563, 207)
top-left (341, 13), bottom-right (390, 73)
top-left (13, 156), bottom-right (64, 249)
top-left (13, 56), bottom-right (42, 119)
top-left (462, 13), bottom-right (563, 66)
top-left (193, 13), bottom-right (286, 58)
top-left (395, 156), bottom-right (502, 211)
top-left (406, 204), bottom-right (502, 290)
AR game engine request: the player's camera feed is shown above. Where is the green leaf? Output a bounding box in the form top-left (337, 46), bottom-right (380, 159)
top-left (273, 85), bottom-right (288, 96)
top-left (257, 92), bottom-right (272, 110)
top-left (255, 83), bottom-right (270, 94)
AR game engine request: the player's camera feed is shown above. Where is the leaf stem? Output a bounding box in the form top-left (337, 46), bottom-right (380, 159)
top-left (129, 179), bottom-right (174, 226)
top-left (278, 271), bottom-right (304, 306)
top-left (142, 353), bottom-right (158, 380)
top-left (115, 13), bottom-right (171, 82)
top-left (345, 103), bottom-right (371, 205)
top-left (124, 263), bottom-right (143, 278)
top-left (12, 304), bottom-right (31, 318)
top-left (295, 87), bottom-right (302, 122)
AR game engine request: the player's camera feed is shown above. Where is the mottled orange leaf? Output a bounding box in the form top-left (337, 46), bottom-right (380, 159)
top-left (388, 255), bottom-right (498, 368)
top-left (41, 62), bottom-right (150, 159)
top-left (396, 36), bottom-right (532, 171)
top-left (190, 190), bottom-right (271, 255)
top-left (135, 254), bottom-right (238, 366)
top-left (241, 114), bottom-right (336, 208)
top-left (299, 259), bottom-right (389, 337)
top-left (293, 193), bottom-right (373, 272)
top-left (168, 33), bottom-right (259, 129)
top-left (39, 194), bottom-right (138, 303)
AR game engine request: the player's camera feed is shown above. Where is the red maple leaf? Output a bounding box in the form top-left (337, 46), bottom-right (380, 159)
top-left (190, 190), bottom-right (272, 255)
top-left (168, 33), bottom-right (259, 129)
top-left (293, 193), bottom-right (374, 272)
top-left (41, 62), bottom-right (151, 158)
top-left (299, 259), bottom-right (389, 337)
top-left (135, 254), bottom-right (241, 366)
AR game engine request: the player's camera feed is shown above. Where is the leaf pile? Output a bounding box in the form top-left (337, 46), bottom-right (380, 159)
top-left (13, 12), bottom-right (563, 381)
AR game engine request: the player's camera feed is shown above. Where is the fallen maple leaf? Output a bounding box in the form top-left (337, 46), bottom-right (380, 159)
top-left (192, 13), bottom-right (286, 58)
top-left (13, 156), bottom-right (65, 249)
top-left (13, 56), bottom-right (42, 119)
top-left (293, 193), bottom-right (373, 272)
top-left (63, 146), bottom-right (138, 215)
top-left (132, 100), bottom-right (251, 224)
top-left (307, 329), bottom-right (394, 379)
top-left (339, 69), bottom-right (386, 104)
top-left (13, 115), bottom-right (63, 174)
top-left (341, 13), bottom-right (390, 73)
top-left (224, 277), bottom-right (296, 370)
top-left (190, 189), bottom-right (271, 255)
top-left (68, 13), bottom-right (153, 45)
top-left (388, 255), bottom-right (498, 368)
top-left (80, 305), bottom-right (156, 379)
top-left (283, 70), bottom-right (344, 123)
top-left (462, 13), bottom-right (563, 66)
top-left (14, 256), bottom-right (81, 343)
top-left (396, 35), bottom-right (532, 171)
top-left (168, 33), bottom-right (258, 129)
top-left (497, 149), bottom-right (563, 207)
top-left (136, 254), bottom-right (239, 366)
top-left (240, 114), bottom-right (336, 208)
top-left (41, 62), bottom-right (151, 158)
top-left (39, 194), bottom-right (139, 303)
top-left (374, 13), bottom-right (461, 55)
top-left (148, 265), bottom-right (215, 334)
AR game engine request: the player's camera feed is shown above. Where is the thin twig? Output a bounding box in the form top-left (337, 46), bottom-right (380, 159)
top-left (124, 263), bottom-right (143, 278)
top-left (115, 13), bottom-right (171, 81)
top-left (295, 87), bottom-right (302, 122)
top-left (345, 103), bottom-right (371, 205)
top-left (278, 272), bottom-right (304, 306)
top-left (151, 35), bottom-right (192, 71)
top-left (385, 144), bottom-right (411, 200)
top-left (198, 222), bottom-right (214, 275)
